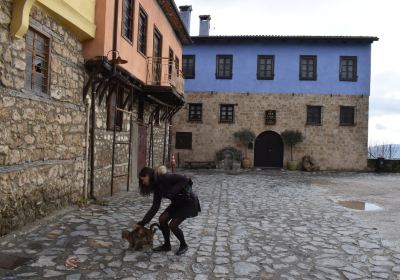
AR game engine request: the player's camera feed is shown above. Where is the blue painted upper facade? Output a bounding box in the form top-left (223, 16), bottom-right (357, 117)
top-left (183, 37), bottom-right (377, 95)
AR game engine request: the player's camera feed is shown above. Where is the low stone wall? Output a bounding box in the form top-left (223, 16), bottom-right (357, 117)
top-left (368, 159), bottom-right (400, 172)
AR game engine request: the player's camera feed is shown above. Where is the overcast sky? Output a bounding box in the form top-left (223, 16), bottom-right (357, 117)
top-left (175, 0), bottom-right (400, 145)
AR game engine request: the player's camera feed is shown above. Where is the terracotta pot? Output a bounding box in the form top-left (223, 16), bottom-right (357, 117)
top-left (287, 160), bottom-right (297, 171)
top-left (242, 158), bottom-right (252, 169)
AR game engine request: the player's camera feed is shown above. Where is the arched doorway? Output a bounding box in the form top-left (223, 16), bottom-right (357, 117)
top-left (254, 131), bottom-right (283, 168)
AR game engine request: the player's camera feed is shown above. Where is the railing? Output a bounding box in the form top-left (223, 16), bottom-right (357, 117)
top-left (146, 57), bottom-right (184, 96)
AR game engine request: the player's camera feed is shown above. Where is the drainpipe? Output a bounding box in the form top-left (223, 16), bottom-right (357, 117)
top-left (89, 85), bottom-right (97, 200)
top-left (112, 0), bottom-right (119, 73)
top-left (83, 94), bottom-right (91, 201)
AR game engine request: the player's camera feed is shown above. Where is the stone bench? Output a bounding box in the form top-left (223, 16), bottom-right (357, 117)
top-left (185, 161), bottom-right (216, 169)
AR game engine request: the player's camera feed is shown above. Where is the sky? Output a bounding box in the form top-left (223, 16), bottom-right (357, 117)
top-left (174, 0), bottom-right (400, 145)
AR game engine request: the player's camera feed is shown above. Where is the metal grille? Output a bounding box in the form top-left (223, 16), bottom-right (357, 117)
top-left (25, 28), bottom-right (50, 94)
top-left (220, 104), bottom-right (234, 123)
top-left (188, 103), bottom-right (202, 122)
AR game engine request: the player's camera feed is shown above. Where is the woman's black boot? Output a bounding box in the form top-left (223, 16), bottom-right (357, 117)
top-left (152, 243), bottom-right (171, 252)
top-left (175, 243), bottom-right (188, 255)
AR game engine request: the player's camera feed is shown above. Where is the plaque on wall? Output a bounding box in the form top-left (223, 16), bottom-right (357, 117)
top-left (265, 110), bottom-right (276, 125)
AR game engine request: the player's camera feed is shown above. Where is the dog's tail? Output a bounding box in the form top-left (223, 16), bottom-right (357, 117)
top-left (149, 223), bottom-right (161, 233)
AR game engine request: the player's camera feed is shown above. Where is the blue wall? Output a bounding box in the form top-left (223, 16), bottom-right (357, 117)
top-left (183, 41), bottom-right (372, 95)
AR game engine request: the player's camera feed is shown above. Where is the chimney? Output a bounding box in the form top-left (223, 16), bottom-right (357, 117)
top-left (199, 15), bottom-right (211, 36)
top-left (179, 5), bottom-right (192, 34)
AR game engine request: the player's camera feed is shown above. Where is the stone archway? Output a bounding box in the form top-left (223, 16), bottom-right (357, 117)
top-left (254, 131), bottom-right (283, 168)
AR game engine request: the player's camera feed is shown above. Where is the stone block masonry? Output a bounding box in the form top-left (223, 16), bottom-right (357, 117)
top-left (172, 92), bottom-right (369, 170)
top-left (0, 2), bottom-right (86, 236)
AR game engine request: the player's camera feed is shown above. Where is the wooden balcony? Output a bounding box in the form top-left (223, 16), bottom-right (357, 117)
top-left (146, 57), bottom-right (184, 96)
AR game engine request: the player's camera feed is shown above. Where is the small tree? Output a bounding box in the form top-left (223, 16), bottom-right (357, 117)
top-left (281, 130), bottom-right (304, 161)
top-left (233, 129), bottom-right (256, 158)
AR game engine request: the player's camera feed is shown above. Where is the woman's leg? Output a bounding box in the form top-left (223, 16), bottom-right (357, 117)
top-left (169, 217), bottom-right (188, 255)
top-left (153, 210), bottom-right (172, 251)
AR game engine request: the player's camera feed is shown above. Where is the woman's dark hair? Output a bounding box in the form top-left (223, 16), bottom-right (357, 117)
top-left (138, 167), bottom-right (156, 196)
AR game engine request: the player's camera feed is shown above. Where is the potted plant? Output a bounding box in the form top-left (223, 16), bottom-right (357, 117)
top-left (281, 130), bottom-right (304, 170)
top-left (233, 129), bottom-right (256, 169)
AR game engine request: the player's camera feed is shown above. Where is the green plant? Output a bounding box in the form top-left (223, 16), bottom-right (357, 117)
top-left (216, 147), bottom-right (242, 161)
top-left (233, 129), bottom-right (255, 158)
top-left (281, 130), bottom-right (304, 161)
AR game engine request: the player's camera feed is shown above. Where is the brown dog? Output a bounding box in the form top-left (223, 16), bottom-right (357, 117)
top-left (122, 223), bottom-right (160, 250)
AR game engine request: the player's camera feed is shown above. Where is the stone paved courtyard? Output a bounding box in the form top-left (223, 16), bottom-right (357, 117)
top-left (1, 170), bottom-right (400, 279)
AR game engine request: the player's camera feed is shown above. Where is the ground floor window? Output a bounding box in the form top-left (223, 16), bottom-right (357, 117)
top-left (220, 104), bottom-right (235, 123)
top-left (340, 106), bottom-right (355, 125)
top-left (175, 132), bottom-right (192, 149)
top-left (306, 105), bottom-right (322, 125)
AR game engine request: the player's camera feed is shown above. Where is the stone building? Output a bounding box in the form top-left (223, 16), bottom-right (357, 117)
top-left (172, 12), bottom-right (378, 170)
top-left (82, 0), bottom-right (190, 198)
top-left (0, 0), bottom-right (189, 236)
top-left (0, 0), bottom-right (96, 235)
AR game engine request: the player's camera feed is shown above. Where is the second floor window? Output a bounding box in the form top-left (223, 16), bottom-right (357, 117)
top-left (340, 56), bottom-right (357, 81)
top-left (183, 55), bottom-right (195, 79)
top-left (257, 55), bottom-right (274, 80)
top-left (188, 103), bottom-right (202, 122)
top-left (306, 105), bottom-right (322, 125)
top-left (122, 0), bottom-right (134, 42)
top-left (216, 55), bottom-right (232, 79)
top-left (340, 106), bottom-right (355, 125)
top-left (25, 28), bottom-right (50, 95)
top-left (138, 7), bottom-right (147, 54)
top-left (168, 48), bottom-right (174, 80)
top-left (220, 104), bottom-right (234, 123)
top-left (300, 55), bottom-right (317, 80)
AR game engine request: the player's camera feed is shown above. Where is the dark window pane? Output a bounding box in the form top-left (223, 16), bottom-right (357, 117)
top-left (183, 55), bottom-right (195, 79)
top-left (340, 56), bottom-right (357, 81)
top-left (300, 56), bottom-right (317, 80)
top-left (138, 8), bottom-right (147, 54)
top-left (306, 106), bottom-right (322, 125)
top-left (340, 106), bottom-right (355, 125)
top-left (176, 132), bottom-right (192, 149)
top-left (122, 0), bottom-right (134, 42)
top-left (220, 104), bottom-right (234, 123)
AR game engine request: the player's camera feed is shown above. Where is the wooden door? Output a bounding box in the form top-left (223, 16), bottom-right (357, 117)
top-left (254, 131), bottom-right (283, 168)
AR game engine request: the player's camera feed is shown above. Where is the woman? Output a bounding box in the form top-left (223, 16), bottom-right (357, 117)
top-left (137, 167), bottom-right (201, 255)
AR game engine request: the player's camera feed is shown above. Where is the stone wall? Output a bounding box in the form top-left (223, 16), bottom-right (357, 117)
top-left (90, 94), bottom-right (171, 197)
top-left (172, 92), bottom-right (369, 171)
top-left (0, 2), bottom-right (86, 236)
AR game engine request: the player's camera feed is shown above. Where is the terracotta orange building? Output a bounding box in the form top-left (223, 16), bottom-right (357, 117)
top-left (82, 0), bottom-right (190, 197)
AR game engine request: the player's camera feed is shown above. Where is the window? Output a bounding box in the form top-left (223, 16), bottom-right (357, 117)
top-left (220, 104), bottom-right (234, 123)
top-left (182, 55), bottom-right (195, 79)
top-left (216, 55), bottom-right (233, 79)
top-left (168, 48), bottom-right (174, 80)
top-left (137, 7), bottom-right (147, 54)
top-left (340, 56), bottom-right (357, 81)
top-left (188, 103), bottom-right (202, 122)
top-left (306, 106), bottom-right (322, 125)
top-left (25, 28), bottom-right (50, 95)
top-left (122, 0), bottom-right (134, 42)
top-left (175, 132), bottom-right (192, 149)
top-left (175, 56), bottom-right (180, 74)
top-left (107, 90), bottom-right (124, 131)
top-left (300, 55), bottom-right (317, 80)
top-left (257, 55), bottom-right (274, 80)
top-left (152, 28), bottom-right (162, 84)
top-left (340, 106), bottom-right (355, 125)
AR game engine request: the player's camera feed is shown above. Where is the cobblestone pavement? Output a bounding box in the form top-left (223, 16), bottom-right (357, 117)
top-left (1, 171), bottom-right (400, 279)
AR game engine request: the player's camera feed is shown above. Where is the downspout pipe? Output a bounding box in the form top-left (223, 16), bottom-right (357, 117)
top-left (112, 0), bottom-right (119, 74)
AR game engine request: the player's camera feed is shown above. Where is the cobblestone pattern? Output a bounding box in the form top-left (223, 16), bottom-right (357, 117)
top-left (0, 171), bottom-right (399, 279)
top-left (172, 92), bottom-right (369, 171)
